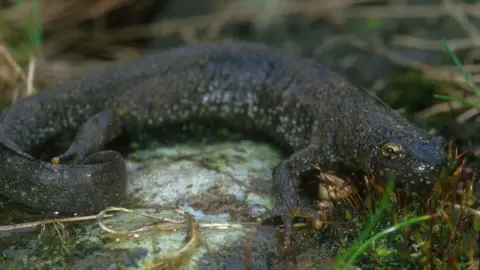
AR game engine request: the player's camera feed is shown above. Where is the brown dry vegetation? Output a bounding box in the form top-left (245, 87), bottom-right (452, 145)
top-left (1, 0), bottom-right (480, 122)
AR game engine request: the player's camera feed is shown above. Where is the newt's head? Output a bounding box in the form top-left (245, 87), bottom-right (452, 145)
top-left (364, 132), bottom-right (447, 191)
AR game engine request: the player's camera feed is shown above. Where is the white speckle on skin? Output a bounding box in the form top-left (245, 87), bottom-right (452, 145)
top-left (415, 164), bottom-right (427, 174)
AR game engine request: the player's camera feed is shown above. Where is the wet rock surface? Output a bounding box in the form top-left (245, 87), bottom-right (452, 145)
top-left (0, 136), bottom-right (344, 269)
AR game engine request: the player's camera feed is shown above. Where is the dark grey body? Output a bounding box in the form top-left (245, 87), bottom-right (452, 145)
top-left (0, 42), bottom-right (447, 245)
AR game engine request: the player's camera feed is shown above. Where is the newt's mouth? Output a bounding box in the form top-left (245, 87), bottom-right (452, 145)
top-left (372, 160), bottom-right (445, 190)
top-left (386, 150), bottom-right (447, 188)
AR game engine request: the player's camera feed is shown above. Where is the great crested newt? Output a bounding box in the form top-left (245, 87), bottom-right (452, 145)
top-left (0, 41), bottom-right (447, 247)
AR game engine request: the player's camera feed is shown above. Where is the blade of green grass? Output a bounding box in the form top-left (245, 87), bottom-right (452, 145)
top-left (335, 178), bottom-right (395, 269)
top-left (442, 40), bottom-right (480, 100)
top-left (434, 94), bottom-right (480, 111)
top-left (343, 213), bottom-right (437, 269)
top-left (14, 0), bottom-right (43, 53)
top-left (27, 0), bottom-right (43, 52)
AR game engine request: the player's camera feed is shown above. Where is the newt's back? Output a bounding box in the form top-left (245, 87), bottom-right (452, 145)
top-left (0, 42), bottom-right (370, 153)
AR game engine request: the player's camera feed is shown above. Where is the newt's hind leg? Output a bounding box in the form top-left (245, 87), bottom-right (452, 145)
top-left (51, 110), bottom-right (123, 165)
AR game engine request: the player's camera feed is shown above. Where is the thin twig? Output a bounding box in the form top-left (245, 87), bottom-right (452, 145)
top-left (417, 95), bottom-right (480, 118)
top-left (0, 45), bottom-right (28, 102)
top-left (346, 3), bottom-right (480, 18)
top-left (97, 207), bottom-right (183, 235)
top-left (0, 214), bottom-right (113, 232)
top-left (145, 212), bottom-right (199, 270)
top-left (392, 36), bottom-right (476, 52)
top-left (0, 45), bottom-right (27, 82)
top-left (96, 207), bottom-right (261, 235)
top-left (26, 56), bottom-right (36, 96)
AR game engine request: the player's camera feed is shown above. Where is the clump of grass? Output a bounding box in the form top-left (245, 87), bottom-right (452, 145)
top-left (333, 178), bottom-right (396, 269)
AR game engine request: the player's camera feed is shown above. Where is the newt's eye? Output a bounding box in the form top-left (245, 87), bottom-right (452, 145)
top-left (381, 142), bottom-right (401, 159)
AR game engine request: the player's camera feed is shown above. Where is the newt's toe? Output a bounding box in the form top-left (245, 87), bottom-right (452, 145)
top-left (282, 205), bottom-right (330, 245)
top-left (257, 201), bottom-right (330, 251)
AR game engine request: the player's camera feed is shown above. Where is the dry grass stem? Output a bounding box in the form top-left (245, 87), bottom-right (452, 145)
top-left (0, 213), bottom-right (113, 232)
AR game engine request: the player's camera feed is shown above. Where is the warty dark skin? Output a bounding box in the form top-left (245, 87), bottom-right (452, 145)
top-left (0, 41), bottom-right (447, 247)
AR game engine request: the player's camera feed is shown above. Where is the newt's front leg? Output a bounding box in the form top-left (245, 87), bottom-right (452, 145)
top-left (270, 146), bottom-right (335, 249)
